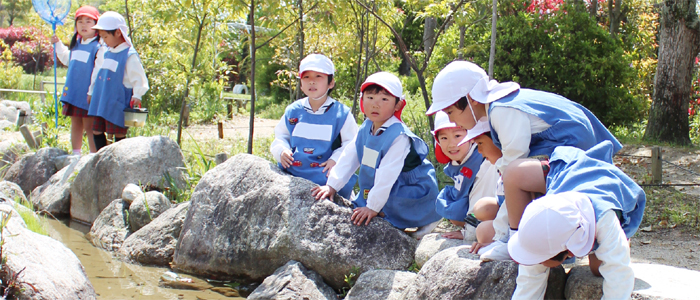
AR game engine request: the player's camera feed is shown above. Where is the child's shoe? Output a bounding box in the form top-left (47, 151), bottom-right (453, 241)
top-left (410, 220), bottom-right (441, 240)
top-left (478, 240), bottom-right (512, 261)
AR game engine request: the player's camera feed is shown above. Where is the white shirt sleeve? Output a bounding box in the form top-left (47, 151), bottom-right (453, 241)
top-left (365, 134), bottom-right (410, 212)
top-left (330, 113), bottom-right (359, 162)
top-left (327, 136), bottom-right (360, 191)
top-left (54, 41), bottom-right (70, 66)
top-left (270, 115), bottom-right (292, 163)
top-left (594, 210), bottom-right (634, 300)
top-left (490, 106), bottom-right (533, 175)
top-left (87, 46), bottom-right (105, 96)
top-left (124, 54), bottom-right (149, 99)
top-left (512, 263), bottom-right (550, 300)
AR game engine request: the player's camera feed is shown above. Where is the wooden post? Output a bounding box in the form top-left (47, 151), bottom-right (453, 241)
top-left (651, 146), bottom-right (662, 184)
top-left (227, 101), bottom-right (233, 119)
top-left (215, 153), bottom-right (229, 165)
top-left (218, 121), bottom-right (224, 139)
top-left (19, 125), bottom-right (37, 149)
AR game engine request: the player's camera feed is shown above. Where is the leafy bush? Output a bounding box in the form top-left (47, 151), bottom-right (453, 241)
top-left (0, 41), bottom-right (24, 89)
top-left (0, 26), bottom-right (54, 74)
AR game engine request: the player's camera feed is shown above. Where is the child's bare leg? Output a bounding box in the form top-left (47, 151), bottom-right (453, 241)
top-left (476, 220), bottom-right (495, 243)
top-left (473, 197), bottom-right (499, 221)
top-left (450, 220), bottom-right (465, 228)
top-left (503, 159), bottom-right (547, 229)
top-left (70, 116), bottom-right (83, 153)
top-left (82, 117), bottom-right (96, 153)
top-left (588, 253), bottom-right (603, 277)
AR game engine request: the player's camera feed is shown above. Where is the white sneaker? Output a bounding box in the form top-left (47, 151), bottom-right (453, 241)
top-left (411, 220), bottom-right (440, 240)
top-left (461, 224), bottom-right (477, 244)
top-left (479, 240), bottom-right (512, 262)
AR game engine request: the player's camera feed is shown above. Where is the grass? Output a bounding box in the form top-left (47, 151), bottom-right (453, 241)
top-left (11, 197), bottom-right (47, 236)
top-left (641, 187), bottom-right (700, 231)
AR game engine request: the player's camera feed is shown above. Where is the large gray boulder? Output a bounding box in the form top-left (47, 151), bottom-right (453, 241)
top-left (414, 233), bottom-right (469, 268)
top-left (70, 136), bottom-right (186, 224)
top-left (0, 180), bottom-right (26, 203)
top-left (400, 245), bottom-right (566, 299)
top-left (3, 147), bottom-right (67, 195)
top-left (30, 155), bottom-right (92, 216)
top-left (0, 142), bottom-right (29, 177)
top-left (86, 199), bottom-right (130, 252)
top-left (0, 100), bottom-right (31, 116)
top-left (565, 263), bottom-right (700, 300)
top-left (247, 260), bottom-right (338, 300)
top-left (345, 270), bottom-right (417, 300)
top-left (0, 119), bottom-right (13, 130)
top-left (0, 203), bottom-right (96, 300)
top-left (173, 154), bottom-right (417, 290)
top-left (119, 202), bottom-right (189, 266)
top-left (128, 191), bottom-right (172, 231)
top-left (0, 104), bottom-right (18, 123)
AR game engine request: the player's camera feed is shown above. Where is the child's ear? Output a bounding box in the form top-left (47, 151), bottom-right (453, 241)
top-left (114, 30), bottom-right (122, 38)
top-left (328, 78), bottom-right (336, 89)
top-left (395, 99), bottom-right (406, 111)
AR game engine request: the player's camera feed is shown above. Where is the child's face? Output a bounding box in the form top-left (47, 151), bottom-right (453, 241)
top-left (300, 70), bottom-right (334, 100)
top-left (437, 127), bottom-right (470, 162)
top-left (362, 89), bottom-right (402, 126)
top-left (76, 16), bottom-right (97, 38)
top-left (473, 134), bottom-right (502, 165)
top-left (98, 29), bottom-right (124, 48)
top-left (443, 103), bottom-right (477, 130)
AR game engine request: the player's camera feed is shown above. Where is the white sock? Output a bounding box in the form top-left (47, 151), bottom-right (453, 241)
top-left (72, 149), bottom-right (81, 155)
top-left (509, 228), bottom-right (517, 238)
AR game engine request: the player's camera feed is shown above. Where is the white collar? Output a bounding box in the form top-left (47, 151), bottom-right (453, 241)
top-left (107, 42), bottom-right (130, 53)
top-left (302, 96), bottom-right (335, 114)
top-left (81, 36), bottom-right (98, 44)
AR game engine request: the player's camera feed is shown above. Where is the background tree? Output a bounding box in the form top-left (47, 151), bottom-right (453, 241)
top-left (2, 0), bottom-right (31, 26)
top-left (643, 0), bottom-right (700, 144)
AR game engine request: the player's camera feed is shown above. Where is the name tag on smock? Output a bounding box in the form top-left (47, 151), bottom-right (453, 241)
top-left (70, 50), bottom-right (90, 63)
top-left (361, 147), bottom-right (379, 168)
top-left (291, 123), bottom-right (333, 141)
top-left (101, 59), bottom-right (119, 72)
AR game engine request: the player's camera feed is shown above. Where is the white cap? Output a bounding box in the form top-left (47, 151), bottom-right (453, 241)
top-left (299, 54), bottom-right (334, 77)
top-left (458, 120), bottom-right (491, 146)
top-left (426, 61), bottom-right (520, 115)
top-left (507, 191), bottom-right (596, 265)
top-left (92, 11), bottom-right (132, 46)
top-left (360, 71), bottom-right (404, 101)
top-left (431, 111), bottom-right (459, 137)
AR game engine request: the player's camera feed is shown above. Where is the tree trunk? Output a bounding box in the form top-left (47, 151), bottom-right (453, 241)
top-left (352, 11), bottom-right (365, 117)
top-left (609, 0), bottom-right (623, 36)
top-left (589, 0), bottom-right (598, 19)
top-left (295, 0), bottom-right (305, 100)
top-left (177, 16), bottom-right (207, 146)
top-left (248, 0), bottom-right (257, 154)
top-left (643, 0), bottom-right (700, 145)
top-left (124, 0), bottom-right (134, 46)
top-left (423, 17), bottom-right (437, 55)
top-left (488, 0), bottom-right (497, 78)
top-left (458, 26), bottom-right (465, 60)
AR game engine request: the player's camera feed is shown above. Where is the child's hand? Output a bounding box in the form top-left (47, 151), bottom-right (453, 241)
top-left (130, 97), bottom-right (142, 108)
top-left (320, 159), bottom-right (336, 177)
top-left (311, 185), bottom-right (336, 201)
top-left (50, 35), bottom-right (59, 44)
top-left (470, 241), bottom-right (493, 254)
top-left (280, 150), bottom-right (294, 168)
top-left (87, 95), bottom-right (91, 104)
top-left (351, 207), bottom-right (378, 226)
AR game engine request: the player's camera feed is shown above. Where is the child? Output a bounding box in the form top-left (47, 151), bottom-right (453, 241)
top-left (270, 54), bottom-right (358, 199)
top-left (431, 112), bottom-right (499, 241)
top-left (311, 72), bottom-right (441, 239)
top-left (426, 60), bottom-right (622, 176)
top-left (507, 141), bottom-right (646, 299)
top-left (87, 11), bottom-right (149, 151)
top-left (51, 6), bottom-right (101, 154)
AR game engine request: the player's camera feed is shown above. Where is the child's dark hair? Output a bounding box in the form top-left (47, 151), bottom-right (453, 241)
top-left (454, 96), bottom-right (469, 111)
top-left (68, 20), bottom-right (100, 50)
top-left (362, 84), bottom-right (400, 104)
top-left (550, 250), bottom-right (569, 262)
top-left (327, 74), bottom-right (334, 97)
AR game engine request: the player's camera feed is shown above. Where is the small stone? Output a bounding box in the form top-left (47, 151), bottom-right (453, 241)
top-left (122, 183), bottom-right (143, 204)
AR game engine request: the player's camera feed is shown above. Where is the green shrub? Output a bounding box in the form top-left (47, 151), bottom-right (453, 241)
top-left (0, 41), bottom-right (24, 89)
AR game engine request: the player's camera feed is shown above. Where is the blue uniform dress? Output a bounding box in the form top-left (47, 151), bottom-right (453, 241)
top-left (546, 141), bottom-right (646, 239)
top-left (354, 120), bottom-right (442, 229)
top-left (60, 38), bottom-right (101, 110)
top-left (488, 89), bottom-right (623, 157)
top-left (436, 150), bottom-right (484, 220)
top-left (280, 98), bottom-right (357, 199)
top-left (88, 47), bottom-right (137, 128)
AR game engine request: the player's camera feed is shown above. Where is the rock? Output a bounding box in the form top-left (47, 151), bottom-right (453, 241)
top-left (52, 154), bottom-right (80, 171)
top-left (0, 203), bottom-right (96, 300)
top-left (0, 100), bottom-right (31, 116)
top-left (414, 233), bottom-right (469, 268)
top-left (30, 155), bottom-right (91, 217)
top-left (565, 263), bottom-right (700, 300)
top-left (345, 270), bottom-right (417, 300)
top-left (0, 180), bottom-right (27, 203)
top-left (247, 260), bottom-right (338, 300)
top-left (119, 202), bottom-right (190, 266)
top-left (70, 136), bottom-right (186, 224)
top-left (0, 119), bottom-right (14, 130)
top-left (86, 199), bottom-right (130, 252)
top-left (173, 154), bottom-right (417, 290)
top-left (3, 147), bottom-right (67, 195)
top-left (0, 142), bottom-right (29, 177)
top-left (0, 104), bottom-right (18, 123)
top-left (400, 245), bottom-right (565, 299)
top-left (128, 191), bottom-right (172, 231)
top-left (121, 183), bottom-right (143, 204)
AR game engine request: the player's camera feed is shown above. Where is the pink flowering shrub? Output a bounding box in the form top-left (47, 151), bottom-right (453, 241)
top-left (0, 26), bottom-right (54, 74)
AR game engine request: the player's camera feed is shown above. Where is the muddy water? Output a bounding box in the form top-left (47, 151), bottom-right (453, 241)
top-left (45, 218), bottom-right (245, 300)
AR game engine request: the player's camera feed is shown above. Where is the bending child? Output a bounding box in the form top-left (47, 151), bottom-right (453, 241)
top-left (506, 141), bottom-right (646, 299)
top-left (51, 6), bottom-right (101, 154)
top-left (312, 72), bottom-right (441, 239)
top-left (87, 11), bottom-right (149, 151)
top-left (270, 54), bottom-right (358, 199)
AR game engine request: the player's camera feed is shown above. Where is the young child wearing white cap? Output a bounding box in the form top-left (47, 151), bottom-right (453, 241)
top-left (431, 111), bottom-right (499, 242)
top-left (270, 53), bottom-right (358, 199)
top-left (87, 11), bottom-right (148, 151)
top-left (425, 60), bottom-right (622, 177)
top-left (506, 140), bottom-right (646, 299)
top-left (312, 72), bottom-right (441, 239)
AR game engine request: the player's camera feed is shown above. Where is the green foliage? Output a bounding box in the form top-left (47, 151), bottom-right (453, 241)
top-left (408, 261), bottom-right (421, 273)
top-left (0, 41), bottom-right (24, 89)
top-left (340, 266), bottom-right (360, 297)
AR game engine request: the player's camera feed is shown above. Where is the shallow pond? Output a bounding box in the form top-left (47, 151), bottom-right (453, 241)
top-left (45, 218), bottom-right (245, 300)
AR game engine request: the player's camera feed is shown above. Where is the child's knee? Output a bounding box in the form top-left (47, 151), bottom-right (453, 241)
top-left (588, 253), bottom-right (603, 277)
top-left (473, 197), bottom-right (499, 221)
top-left (476, 220), bottom-right (495, 243)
